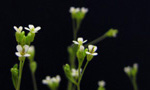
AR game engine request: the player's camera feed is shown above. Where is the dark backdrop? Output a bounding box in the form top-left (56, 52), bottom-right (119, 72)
top-left (0, 0), bottom-right (149, 90)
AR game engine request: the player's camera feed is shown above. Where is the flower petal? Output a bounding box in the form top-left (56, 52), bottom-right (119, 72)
top-left (78, 37), bottom-right (83, 42)
top-left (42, 80), bottom-right (48, 84)
top-left (46, 76), bottom-right (51, 80)
top-left (29, 24), bottom-right (34, 29)
top-left (93, 46), bottom-right (97, 52)
top-left (72, 41), bottom-right (79, 44)
top-left (24, 45), bottom-right (29, 53)
top-left (83, 40), bottom-right (87, 43)
top-left (34, 26), bottom-right (41, 33)
top-left (14, 26), bottom-right (18, 31)
top-left (88, 45), bottom-right (93, 51)
top-left (24, 54), bottom-right (30, 57)
top-left (86, 51), bottom-right (91, 55)
top-left (24, 27), bottom-right (30, 31)
top-left (16, 45), bottom-right (22, 52)
top-left (91, 53), bottom-right (98, 56)
top-left (15, 52), bottom-right (22, 57)
top-left (19, 26), bottom-right (23, 31)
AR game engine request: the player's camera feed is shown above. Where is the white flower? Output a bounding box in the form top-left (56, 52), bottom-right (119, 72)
top-left (42, 75), bottom-right (61, 85)
top-left (98, 80), bottom-right (106, 87)
top-left (86, 45), bottom-right (98, 56)
top-left (81, 7), bottom-right (88, 13)
top-left (72, 37), bottom-right (87, 45)
top-left (14, 26), bottom-right (23, 33)
top-left (69, 7), bottom-right (80, 13)
top-left (71, 68), bottom-right (82, 77)
top-left (24, 24), bottom-right (41, 33)
top-left (15, 45), bottom-right (30, 57)
top-left (133, 63), bottom-right (138, 69)
top-left (124, 66), bottom-right (131, 73)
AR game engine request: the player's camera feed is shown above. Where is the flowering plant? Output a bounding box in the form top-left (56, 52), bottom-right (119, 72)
top-left (10, 6), bottom-right (139, 90)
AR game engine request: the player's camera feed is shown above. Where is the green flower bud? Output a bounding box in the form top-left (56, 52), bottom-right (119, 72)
top-left (63, 64), bottom-right (77, 85)
top-left (105, 28), bottom-right (118, 37)
top-left (10, 64), bottom-right (19, 89)
top-left (30, 61), bottom-right (37, 73)
top-left (76, 45), bottom-right (87, 65)
top-left (27, 46), bottom-right (35, 61)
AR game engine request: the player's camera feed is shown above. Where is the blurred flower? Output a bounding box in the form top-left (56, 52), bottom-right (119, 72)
top-left (25, 24), bottom-right (41, 33)
top-left (98, 80), bottom-right (106, 87)
top-left (71, 68), bottom-right (82, 78)
top-left (14, 26), bottom-right (23, 33)
top-left (42, 75), bottom-right (61, 85)
top-left (72, 37), bottom-right (87, 45)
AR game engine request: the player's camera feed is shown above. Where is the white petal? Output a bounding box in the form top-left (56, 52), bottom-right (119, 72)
top-left (24, 54), bottom-right (30, 57)
top-left (19, 26), bottom-right (23, 30)
top-left (24, 27), bottom-right (30, 31)
top-left (88, 45), bottom-right (93, 51)
top-left (72, 41), bottom-right (79, 44)
top-left (81, 7), bottom-right (88, 13)
top-left (69, 7), bottom-right (75, 13)
top-left (14, 26), bottom-right (18, 31)
top-left (29, 24), bottom-right (34, 29)
top-left (86, 51), bottom-right (91, 55)
top-left (28, 46), bottom-right (35, 53)
top-left (56, 75), bottom-right (61, 82)
top-left (16, 45), bottom-right (22, 52)
top-left (93, 46), bottom-right (97, 52)
top-left (15, 52), bottom-right (22, 57)
top-left (24, 45), bottom-right (29, 53)
top-left (42, 80), bottom-right (48, 84)
top-left (34, 27), bottom-right (41, 33)
top-left (91, 53), bottom-right (98, 56)
top-left (75, 8), bottom-right (80, 13)
top-left (46, 76), bottom-right (51, 80)
top-left (83, 40), bottom-right (87, 43)
top-left (78, 37), bottom-right (83, 42)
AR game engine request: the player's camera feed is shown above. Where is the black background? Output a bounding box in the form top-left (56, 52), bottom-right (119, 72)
top-left (0, 0), bottom-right (149, 90)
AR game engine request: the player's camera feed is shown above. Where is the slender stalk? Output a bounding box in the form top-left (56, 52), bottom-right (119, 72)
top-left (76, 61), bottom-right (89, 90)
top-left (132, 77), bottom-right (138, 90)
top-left (16, 57), bottom-right (25, 90)
top-left (78, 61), bottom-right (89, 85)
top-left (85, 34), bottom-right (107, 47)
top-left (73, 19), bottom-right (76, 40)
top-left (31, 72), bottom-right (38, 90)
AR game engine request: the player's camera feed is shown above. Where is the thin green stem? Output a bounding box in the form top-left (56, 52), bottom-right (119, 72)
top-left (85, 34), bottom-right (107, 47)
top-left (78, 61), bottom-right (89, 85)
top-left (132, 76), bottom-right (138, 90)
top-left (16, 57), bottom-right (25, 90)
top-left (67, 81), bottom-right (73, 90)
top-left (73, 19), bottom-right (76, 40)
top-left (31, 72), bottom-right (38, 90)
top-left (76, 61), bottom-right (89, 90)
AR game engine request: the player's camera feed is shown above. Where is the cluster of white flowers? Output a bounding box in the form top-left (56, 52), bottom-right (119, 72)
top-left (15, 45), bottom-right (30, 57)
top-left (124, 63), bottom-right (138, 73)
top-left (69, 7), bottom-right (88, 14)
top-left (42, 75), bottom-right (61, 85)
top-left (73, 37), bottom-right (98, 56)
top-left (14, 24), bottom-right (41, 33)
top-left (98, 80), bottom-right (106, 87)
top-left (71, 68), bottom-right (82, 77)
